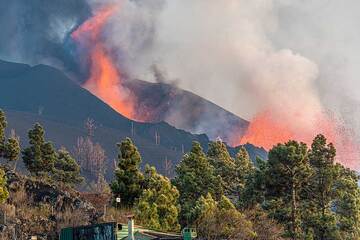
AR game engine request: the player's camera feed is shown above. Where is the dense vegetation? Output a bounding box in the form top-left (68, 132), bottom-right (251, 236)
top-left (1, 108), bottom-right (360, 239)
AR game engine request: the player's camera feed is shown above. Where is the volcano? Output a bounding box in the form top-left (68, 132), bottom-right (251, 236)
top-left (69, 4), bottom-right (248, 145)
top-left (0, 59), bottom-right (267, 179)
top-left (123, 79), bottom-right (249, 144)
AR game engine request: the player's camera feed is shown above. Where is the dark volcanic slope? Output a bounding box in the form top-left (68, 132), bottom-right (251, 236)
top-left (0, 59), bottom-right (267, 178)
top-left (126, 79), bottom-right (249, 144)
top-left (0, 59), bottom-right (208, 151)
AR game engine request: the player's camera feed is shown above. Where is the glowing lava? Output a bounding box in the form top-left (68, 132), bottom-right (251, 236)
top-left (239, 110), bottom-right (360, 169)
top-left (238, 111), bottom-right (294, 150)
top-left (72, 5), bottom-right (137, 120)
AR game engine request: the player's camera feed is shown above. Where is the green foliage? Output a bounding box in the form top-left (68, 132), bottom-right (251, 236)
top-left (53, 148), bottom-right (84, 187)
top-left (207, 141), bottom-right (236, 194)
top-left (0, 110), bottom-right (6, 148)
top-left (265, 140), bottom-right (312, 239)
top-left (22, 123), bottom-right (57, 176)
top-left (194, 193), bottom-right (256, 240)
top-left (334, 165), bottom-right (360, 239)
top-left (0, 110), bottom-right (20, 164)
top-left (239, 157), bottom-right (266, 209)
top-left (235, 146), bottom-right (254, 184)
top-left (301, 134), bottom-right (360, 239)
top-left (259, 134), bottom-right (360, 239)
top-left (234, 146), bottom-right (256, 207)
top-left (4, 137), bottom-right (21, 162)
top-left (136, 165), bottom-right (180, 232)
top-left (0, 168), bottom-right (9, 203)
top-left (302, 134), bottom-right (340, 239)
top-left (111, 138), bottom-right (144, 207)
top-left (173, 141), bottom-right (223, 225)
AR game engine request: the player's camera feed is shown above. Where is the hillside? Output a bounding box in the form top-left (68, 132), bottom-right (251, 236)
top-left (124, 79), bottom-right (249, 144)
top-left (0, 59), bottom-right (267, 179)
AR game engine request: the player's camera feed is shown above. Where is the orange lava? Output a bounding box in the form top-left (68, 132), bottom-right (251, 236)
top-left (238, 111), bottom-right (294, 150)
top-left (238, 111), bottom-right (360, 169)
top-left (72, 5), bottom-right (137, 120)
top-left (72, 5), bottom-right (116, 42)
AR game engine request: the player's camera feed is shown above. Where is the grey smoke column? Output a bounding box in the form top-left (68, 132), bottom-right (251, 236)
top-left (0, 0), bottom-right (91, 75)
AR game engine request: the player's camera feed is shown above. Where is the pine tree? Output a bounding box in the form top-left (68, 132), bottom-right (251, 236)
top-left (304, 134), bottom-right (339, 239)
top-left (207, 140), bottom-right (236, 195)
top-left (22, 123), bottom-right (57, 176)
top-left (193, 193), bottom-right (255, 239)
top-left (173, 141), bottom-right (223, 225)
top-left (111, 138), bottom-right (144, 207)
top-left (265, 140), bottom-right (312, 239)
top-left (303, 134), bottom-right (360, 239)
top-left (0, 110), bottom-right (20, 165)
top-left (4, 137), bottom-right (21, 163)
top-left (0, 110), bottom-right (7, 156)
top-left (234, 146), bottom-right (255, 204)
top-left (53, 148), bottom-right (84, 187)
top-left (240, 156), bottom-right (267, 209)
top-left (136, 165), bottom-right (180, 232)
top-left (334, 164), bottom-right (360, 239)
top-left (0, 168), bottom-right (9, 203)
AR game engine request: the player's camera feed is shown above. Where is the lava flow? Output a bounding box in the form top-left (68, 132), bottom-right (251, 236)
top-left (72, 5), bottom-right (137, 120)
top-left (238, 110), bottom-right (360, 169)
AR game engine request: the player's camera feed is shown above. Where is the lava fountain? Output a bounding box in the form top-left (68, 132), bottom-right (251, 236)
top-left (72, 4), bottom-right (137, 120)
top-left (238, 110), bottom-right (360, 169)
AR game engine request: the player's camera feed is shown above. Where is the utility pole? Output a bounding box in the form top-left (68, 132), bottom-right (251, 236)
top-left (155, 131), bottom-right (160, 145)
top-left (131, 122), bottom-right (135, 137)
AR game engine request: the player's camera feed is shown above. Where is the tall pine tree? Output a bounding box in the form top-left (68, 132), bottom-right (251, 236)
top-left (136, 165), bottom-right (180, 232)
top-left (265, 140), bottom-right (312, 239)
top-left (304, 134), bottom-right (339, 239)
top-left (53, 148), bottom-right (84, 187)
top-left (304, 134), bottom-right (360, 239)
top-left (22, 123), bottom-right (56, 176)
top-left (234, 146), bottom-right (255, 204)
top-left (207, 140), bottom-right (236, 195)
top-left (239, 156), bottom-right (266, 209)
top-left (111, 138), bottom-right (144, 207)
top-left (0, 110), bottom-right (20, 165)
top-left (173, 141), bottom-right (223, 225)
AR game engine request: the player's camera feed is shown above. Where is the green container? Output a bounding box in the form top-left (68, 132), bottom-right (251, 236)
top-left (182, 228), bottom-right (197, 240)
top-left (60, 222), bottom-right (117, 240)
top-left (60, 228), bottom-right (73, 240)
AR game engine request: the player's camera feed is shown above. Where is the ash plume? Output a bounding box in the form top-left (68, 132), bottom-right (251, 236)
top-left (102, 0), bottom-right (360, 167)
top-left (0, 0), bottom-right (91, 75)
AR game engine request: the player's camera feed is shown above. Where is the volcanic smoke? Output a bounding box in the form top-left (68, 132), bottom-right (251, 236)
top-left (72, 5), bottom-right (137, 120)
top-left (71, 1), bottom-right (360, 170)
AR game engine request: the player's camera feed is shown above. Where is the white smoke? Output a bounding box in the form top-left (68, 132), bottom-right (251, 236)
top-left (101, 0), bottom-right (330, 137)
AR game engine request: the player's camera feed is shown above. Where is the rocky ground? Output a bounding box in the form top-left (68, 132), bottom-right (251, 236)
top-left (0, 167), bottom-right (101, 240)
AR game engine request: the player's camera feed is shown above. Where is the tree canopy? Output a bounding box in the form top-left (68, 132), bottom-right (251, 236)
top-left (111, 138), bottom-right (144, 207)
top-left (136, 165), bottom-right (180, 232)
top-left (173, 141), bottom-right (223, 225)
top-left (22, 123), bottom-right (57, 177)
top-left (0, 109), bottom-right (20, 164)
